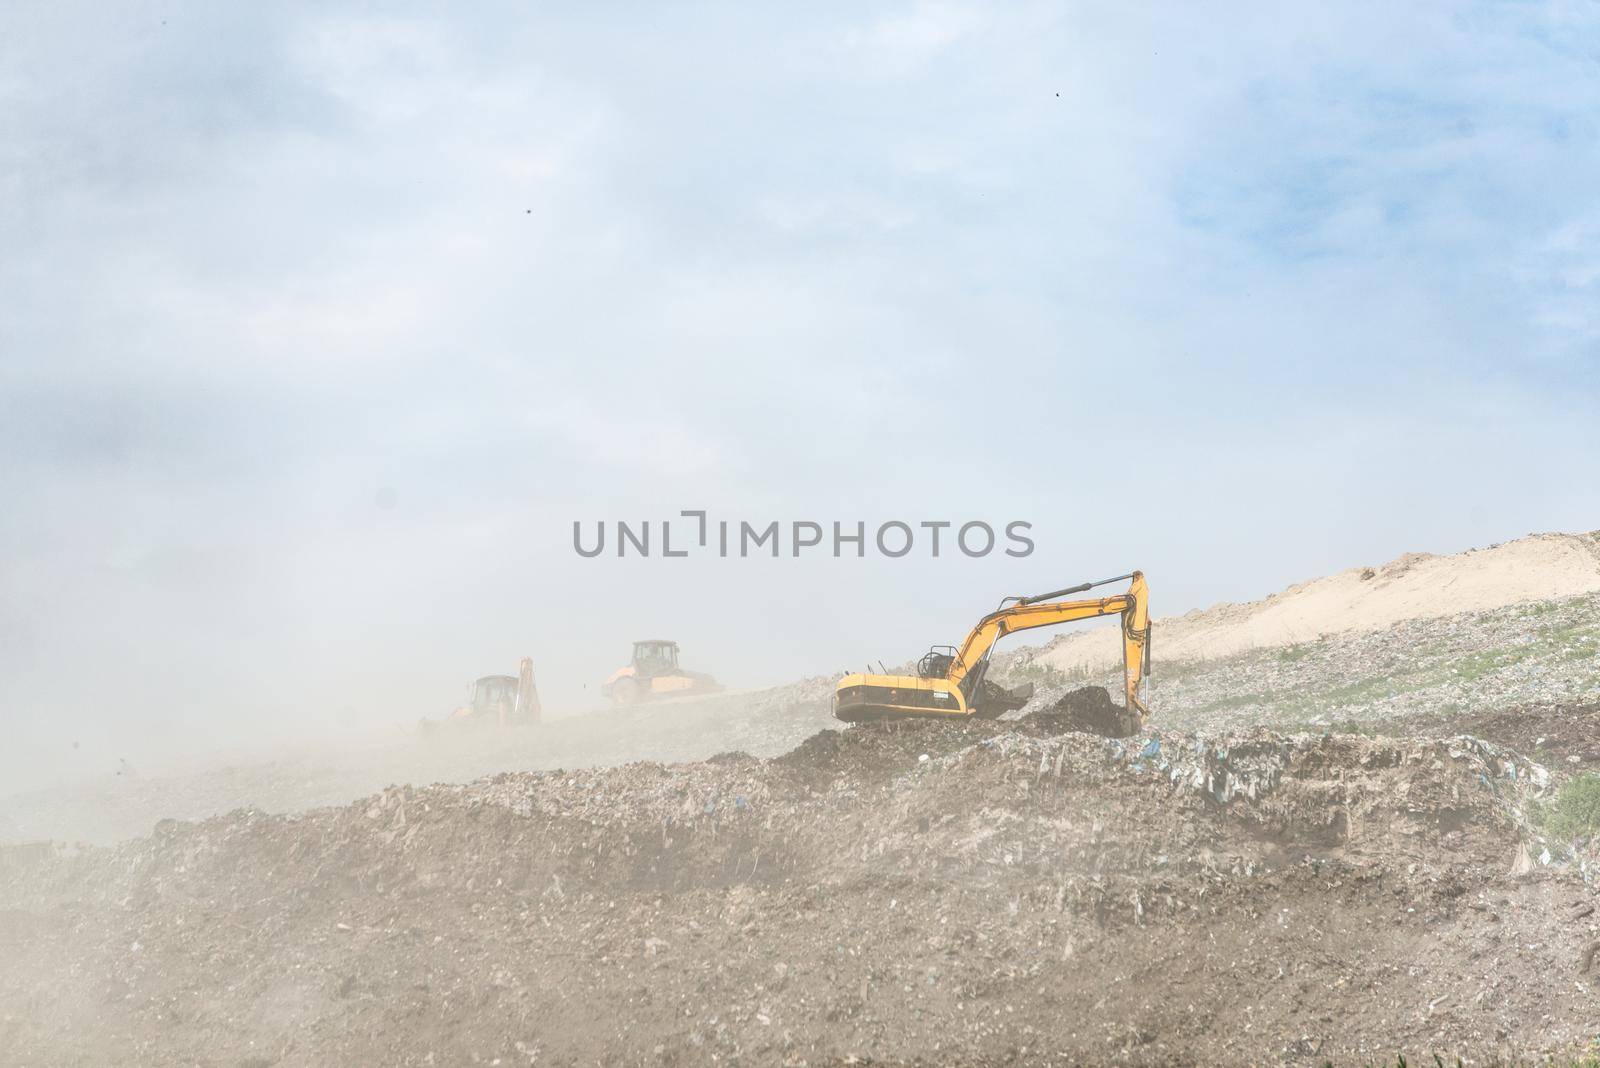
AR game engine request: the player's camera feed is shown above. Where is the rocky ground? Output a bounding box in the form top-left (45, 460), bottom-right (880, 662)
top-left (3, 568), bottom-right (1600, 1064)
top-left (3, 710), bottom-right (1597, 1066)
top-left (999, 590), bottom-right (1600, 738)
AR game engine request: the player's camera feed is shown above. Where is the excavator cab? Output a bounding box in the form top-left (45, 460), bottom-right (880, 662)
top-left (911, 645), bottom-right (1031, 712)
top-left (631, 639), bottom-right (681, 678)
top-left (916, 646), bottom-right (959, 679)
top-left (467, 675), bottom-right (519, 718)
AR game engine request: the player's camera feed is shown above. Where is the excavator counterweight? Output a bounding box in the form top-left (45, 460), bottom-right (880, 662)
top-left (834, 571), bottom-right (1151, 725)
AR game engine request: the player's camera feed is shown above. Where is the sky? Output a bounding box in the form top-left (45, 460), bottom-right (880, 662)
top-left (2, 2), bottom-right (1598, 792)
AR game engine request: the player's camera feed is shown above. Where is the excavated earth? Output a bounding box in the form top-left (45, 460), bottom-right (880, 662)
top-left (4, 708), bottom-right (1599, 1066)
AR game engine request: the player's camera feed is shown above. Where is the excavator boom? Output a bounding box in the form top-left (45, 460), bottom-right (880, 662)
top-left (835, 571), bottom-right (1151, 724)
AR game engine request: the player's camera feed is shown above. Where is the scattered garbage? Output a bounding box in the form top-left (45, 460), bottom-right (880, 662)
top-left (3, 706), bottom-right (1596, 1064)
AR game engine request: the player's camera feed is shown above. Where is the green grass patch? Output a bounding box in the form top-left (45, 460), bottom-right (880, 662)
top-left (1192, 690), bottom-right (1278, 715)
top-left (1271, 665), bottom-right (1459, 720)
top-left (1564, 640), bottom-right (1599, 662)
top-left (1541, 773), bottom-right (1600, 843)
top-left (1452, 644), bottom-right (1540, 682)
top-left (1536, 619), bottom-right (1600, 641)
top-left (1316, 673), bottom-right (1406, 707)
top-left (1356, 1054), bottom-right (1600, 1068)
top-left (1142, 655), bottom-right (1222, 684)
top-left (1328, 718), bottom-right (1380, 736)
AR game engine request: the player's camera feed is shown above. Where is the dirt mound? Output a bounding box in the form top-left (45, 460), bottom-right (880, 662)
top-left (1032, 530), bottom-right (1600, 674)
top-left (3, 718), bottom-right (1594, 1065)
top-left (1385, 698), bottom-right (1600, 771)
top-left (1019, 685), bottom-right (1140, 738)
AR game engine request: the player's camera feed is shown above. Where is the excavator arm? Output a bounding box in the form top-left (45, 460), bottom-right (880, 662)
top-left (948, 571), bottom-right (1149, 717)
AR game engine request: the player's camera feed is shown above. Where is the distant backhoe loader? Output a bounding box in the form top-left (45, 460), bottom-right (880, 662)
top-left (834, 571), bottom-right (1151, 724)
top-left (450, 657), bottom-right (542, 726)
top-left (603, 640), bottom-right (723, 705)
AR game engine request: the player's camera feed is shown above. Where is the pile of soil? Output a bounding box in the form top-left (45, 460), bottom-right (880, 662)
top-left (1399, 698), bottom-right (1600, 770)
top-left (1019, 685), bottom-right (1141, 738)
top-left (3, 717), bottom-right (1595, 1065)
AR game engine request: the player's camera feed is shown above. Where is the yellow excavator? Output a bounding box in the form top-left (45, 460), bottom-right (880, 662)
top-left (449, 657), bottom-right (543, 726)
top-left (834, 571), bottom-right (1151, 724)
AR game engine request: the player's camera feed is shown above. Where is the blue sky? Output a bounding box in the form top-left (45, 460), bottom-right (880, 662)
top-left (2, 2), bottom-right (1597, 788)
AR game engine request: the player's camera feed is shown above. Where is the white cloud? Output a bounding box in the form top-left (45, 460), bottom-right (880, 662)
top-left (841, 3), bottom-right (987, 76)
top-left (1519, 213), bottom-right (1600, 343)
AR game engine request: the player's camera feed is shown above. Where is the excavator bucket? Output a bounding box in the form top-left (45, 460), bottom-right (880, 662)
top-left (979, 679), bottom-right (1034, 716)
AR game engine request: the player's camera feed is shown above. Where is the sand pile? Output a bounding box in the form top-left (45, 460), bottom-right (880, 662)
top-left (1033, 530), bottom-right (1600, 675)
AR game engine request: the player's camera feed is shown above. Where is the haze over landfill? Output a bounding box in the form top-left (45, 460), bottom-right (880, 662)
top-left (6, 531), bottom-right (1600, 1063)
top-left (3, 3), bottom-right (1600, 1064)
